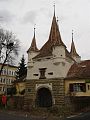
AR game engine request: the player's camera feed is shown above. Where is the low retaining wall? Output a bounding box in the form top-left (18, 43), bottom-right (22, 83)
top-left (65, 96), bottom-right (90, 112)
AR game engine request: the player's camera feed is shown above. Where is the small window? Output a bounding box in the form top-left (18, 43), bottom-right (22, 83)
top-left (14, 71), bottom-right (16, 76)
top-left (69, 83), bottom-right (86, 92)
top-left (28, 89), bottom-right (31, 92)
top-left (4, 69), bottom-right (6, 75)
top-left (37, 59), bottom-right (41, 61)
top-left (46, 58), bottom-right (50, 59)
top-left (9, 71), bottom-right (11, 75)
top-left (1, 78), bottom-right (2, 83)
top-left (48, 72), bottom-right (53, 75)
top-left (0, 87), bottom-right (2, 91)
top-left (39, 68), bottom-right (46, 79)
top-left (1, 70), bottom-right (3, 75)
top-left (2, 87), bottom-right (4, 92)
top-left (88, 85), bottom-right (90, 90)
top-left (33, 74), bottom-right (38, 76)
top-left (12, 71), bottom-right (13, 76)
top-left (8, 79), bottom-right (11, 84)
top-left (3, 78), bottom-right (5, 83)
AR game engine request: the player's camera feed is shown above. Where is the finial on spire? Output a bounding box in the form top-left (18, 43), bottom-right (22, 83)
top-left (70, 29), bottom-right (80, 58)
top-left (53, 1), bottom-right (55, 16)
top-left (34, 24), bottom-right (36, 37)
top-left (72, 30), bottom-right (73, 41)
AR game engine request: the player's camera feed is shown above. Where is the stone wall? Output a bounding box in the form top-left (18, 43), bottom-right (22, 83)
top-left (24, 78), bottom-right (65, 110)
top-left (24, 79), bottom-right (90, 112)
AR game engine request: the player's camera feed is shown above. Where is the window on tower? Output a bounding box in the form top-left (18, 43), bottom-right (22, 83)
top-left (39, 68), bottom-right (46, 79)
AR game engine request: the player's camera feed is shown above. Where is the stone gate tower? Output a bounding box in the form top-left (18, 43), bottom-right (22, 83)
top-left (24, 8), bottom-right (81, 108)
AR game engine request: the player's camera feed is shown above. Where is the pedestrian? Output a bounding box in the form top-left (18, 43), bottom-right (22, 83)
top-left (2, 93), bottom-right (7, 109)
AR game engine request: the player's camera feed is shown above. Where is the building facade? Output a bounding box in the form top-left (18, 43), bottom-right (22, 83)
top-left (23, 6), bottom-right (90, 111)
top-left (24, 8), bottom-right (82, 109)
top-left (65, 60), bottom-right (90, 97)
top-left (0, 63), bottom-right (17, 94)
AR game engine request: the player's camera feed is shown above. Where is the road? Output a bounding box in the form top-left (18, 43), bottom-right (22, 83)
top-left (65, 112), bottom-right (90, 120)
top-left (0, 110), bottom-right (90, 120)
top-left (0, 111), bottom-right (45, 120)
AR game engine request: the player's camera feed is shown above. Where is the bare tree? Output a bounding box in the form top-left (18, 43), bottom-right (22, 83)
top-left (0, 28), bottom-right (20, 75)
top-left (0, 28), bottom-right (5, 59)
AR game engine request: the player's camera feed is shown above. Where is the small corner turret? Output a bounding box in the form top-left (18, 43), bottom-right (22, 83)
top-left (27, 27), bottom-right (39, 67)
top-left (27, 27), bottom-right (39, 53)
top-left (70, 30), bottom-right (81, 63)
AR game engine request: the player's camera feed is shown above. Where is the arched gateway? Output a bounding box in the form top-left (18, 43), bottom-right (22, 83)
top-left (36, 88), bottom-right (52, 107)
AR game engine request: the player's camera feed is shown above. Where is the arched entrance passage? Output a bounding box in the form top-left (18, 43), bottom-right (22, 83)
top-left (36, 87), bottom-right (52, 107)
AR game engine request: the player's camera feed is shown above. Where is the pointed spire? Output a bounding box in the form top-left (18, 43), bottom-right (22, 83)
top-left (27, 26), bottom-right (39, 53)
top-left (48, 5), bottom-right (66, 47)
top-left (70, 30), bottom-right (79, 57)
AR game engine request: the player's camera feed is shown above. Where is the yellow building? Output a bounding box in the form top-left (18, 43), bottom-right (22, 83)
top-left (15, 81), bottom-right (25, 95)
top-left (0, 63), bottom-right (17, 95)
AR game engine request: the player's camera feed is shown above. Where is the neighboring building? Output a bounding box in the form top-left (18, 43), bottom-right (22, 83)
top-left (24, 8), bottom-right (82, 109)
top-left (65, 60), bottom-right (90, 111)
top-left (65, 60), bottom-right (90, 97)
top-left (0, 63), bottom-right (17, 95)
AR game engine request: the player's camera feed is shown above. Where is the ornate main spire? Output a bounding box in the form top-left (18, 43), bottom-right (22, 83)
top-left (70, 30), bottom-right (79, 57)
top-left (27, 26), bottom-right (39, 53)
top-left (48, 4), bottom-right (66, 47)
top-left (33, 6), bottom-right (67, 59)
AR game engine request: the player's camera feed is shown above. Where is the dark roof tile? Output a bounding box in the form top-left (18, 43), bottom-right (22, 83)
top-left (67, 60), bottom-right (90, 79)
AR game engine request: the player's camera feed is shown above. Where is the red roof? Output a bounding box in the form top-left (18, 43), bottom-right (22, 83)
top-left (33, 13), bottom-right (73, 59)
top-left (67, 60), bottom-right (90, 79)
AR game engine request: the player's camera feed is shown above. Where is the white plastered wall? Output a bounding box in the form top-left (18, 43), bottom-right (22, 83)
top-left (27, 57), bottom-right (73, 80)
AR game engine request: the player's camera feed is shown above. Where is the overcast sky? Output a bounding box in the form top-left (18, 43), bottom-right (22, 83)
top-left (0, 0), bottom-right (90, 63)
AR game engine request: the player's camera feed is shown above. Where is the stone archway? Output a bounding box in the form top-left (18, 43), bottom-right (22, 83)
top-left (36, 87), bottom-right (52, 107)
